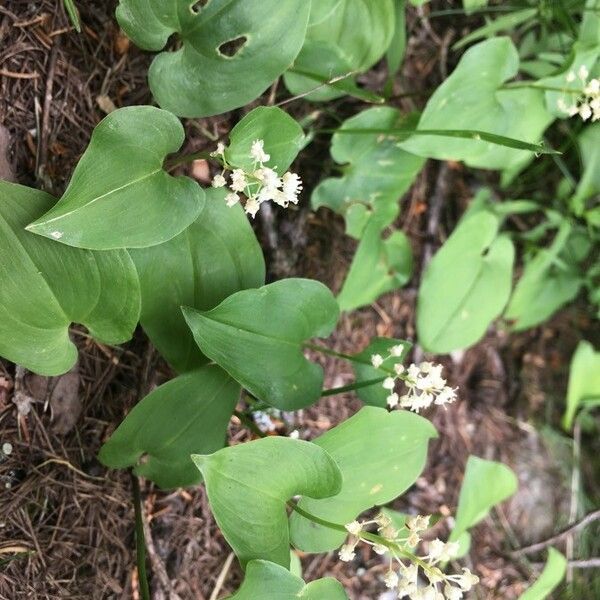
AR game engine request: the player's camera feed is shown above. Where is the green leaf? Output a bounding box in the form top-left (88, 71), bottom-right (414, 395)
top-left (352, 337), bottom-right (411, 408)
top-left (193, 437), bottom-right (342, 568)
top-left (400, 37), bottom-right (553, 173)
top-left (98, 365), bottom-right (239, 488)
top-left (563, 341), bottom-right (600, 430)
top-left (463, 0), bottom-right (488, 14)
top-left (63, 0), bottom-right (81, 32)
top-left (116, 0), bottom-right (310, 118)
top-left (0, 180), bottom-right (140, 375)
top-left (284, 0), bottom-right (395, 101)
top-left (27, 107), bottom-right (204, 250)
top-left (183, 279), bottom-right (339, 410)
top-left (417, 208), bottom-right (514, 353)
top-left (519, 549), bottom-right (567, 600)
top-left (225, 107), bottom-right (305, 174)
top-left (312, 108), bottom-right (425, 236)
top-left (227, 560), bottom-right (348, 600)
top-left (130, 190), bottom-right (265, 373)
top-left (571, 122), bottom-right (600, 216)
top-left (505, 224), bottom-right (582, 331)
top-left (450, 456), bottom-right (518, 542)
top-left (386, 0), bottom-right (407, 89)
top-left (337, 225), bottom-right (413, 311)
top-left (290, 406), bottom-right (437, 552)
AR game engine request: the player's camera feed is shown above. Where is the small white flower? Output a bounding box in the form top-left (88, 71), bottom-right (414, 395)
top-left (244, 198), bottom-right (260, 218)
top-left (2, 443), bottom-right (12, 456)
top-left (281, 171), bottom-right (303, 204)
top-left (390, 344), bottom-right (404, 357)
top-left (339, 543), bottom-right (356, 562)
top-left (578, 65), bottom-right (589, 81)
top-left (397, 580), bottom-right (417, 598)
top-left (345, 521), bottom-right (362, 536)
top-left (230, 168), bottom-right (248, 192)
top-left (426, 567), bottom-right (444, 584)
top-left (387, 393), bottom-right (399, 408)
top-left (250, 139), bottom-right (270, 163)
top-left (434, 386), bottom-right (457, 406)
top-left (383, 377), bottom-right (396, 390)
top-left (212, 174), bottom-right (227, 188)
top-left (585, 78), bottom-right (600, 95)
top-left (580, 102), bottom-right (592, 120)
top-left (444, 584), bottom-right (463, 600)
top-left (456, 568), bottom-right (479, 591)
top-left (383, 570), bottom-right (399, 589)
top-left (225, 192), bottom-right (239, 207)
top-left (407, 514), bottom-right (430, 532)
top-left (375, 512), bottom-right (392, 528)
top-left (373, 543), bottom-right (388, 555)
top-left (379, 525), bottom-right (398, 540)
top-left (254, 167), bottom-right (280, 189)
top-left (566, 70), bottom-right (576, 82)
top-left (371, 354), bottom-right (384, 368)
top-left (394, 363), bottom-right (405, 376)
top-left (210, 142), bottom-right (226, 157)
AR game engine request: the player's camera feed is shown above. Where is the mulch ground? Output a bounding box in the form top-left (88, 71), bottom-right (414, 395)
top-left (1, 1), bottom-right (599, 599)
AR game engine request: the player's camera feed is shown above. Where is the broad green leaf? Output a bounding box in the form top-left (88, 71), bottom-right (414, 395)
top-left (98, 365), bottom-right (239, 488)
top-left (130, 190), bottom-right (265, 373)
top-left (400, 37), bottom-right (553, 173)
top-left (27, 107), bottom-right (204, 250)
top-left (385, 0), bottom-right (407, 93)
top-left (116, 0), bottom-right (310, 118)
top-left (0, 180), bottom-right (139, 375)
top-left (571, 122), bottom-right (600, 216)
top-left (563, 341), bottom-right (600, 430)
top-left (417, 209), bottom-right (514, 353)
top-left (227, 560), bottom-right (348, 600)
top-left (224, 107), bottom-right (305, 174)
top-left (290, 407), bottom-right (437, 552)
top-left (519, 549), bottom-right (567, 600)
top-left (353, 337), bottom-right (411, 408)
top-left (463, 0), bottom-right (488, 14)
top-left (312, 108), bottom-right (425, 236)
top-left (450, 456), bottom-right (518, 542)
top-left (193, 437), bottom-right (342, 568)
top-left (183, 279), bottom-right (339, 410)
top-left (505, 224), bottom-right (583, 331)
top-left (337, 225), bottom-right (413, 311)
top-left (284, 0), bottom-right (395, 102)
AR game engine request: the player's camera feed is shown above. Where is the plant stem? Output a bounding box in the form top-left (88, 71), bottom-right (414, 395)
top-left (233, 410), bottom-right (266, 438)
top-left (165, 150), bottom-right (212, 169)
top-left (303, 342), bottom-right (358, 362)
top-left (321, 377), bottom-right (386, 397)
top-left (131, 472), bottom-right (150, 600)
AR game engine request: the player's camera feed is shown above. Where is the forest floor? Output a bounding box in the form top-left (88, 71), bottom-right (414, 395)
top-left (1, 1), bottom-right (599, 599)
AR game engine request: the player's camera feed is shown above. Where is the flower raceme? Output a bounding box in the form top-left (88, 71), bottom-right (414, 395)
top-left (370, 347), bottom-right (457, 412)
top-left (339, 513), bottom-right (479, 599)
top-left (210, 139), bottom-right (303, 217)
top-left (557, 65), bottom-right (600, 122)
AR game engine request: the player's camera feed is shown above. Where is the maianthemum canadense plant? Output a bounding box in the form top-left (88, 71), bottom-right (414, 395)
top-left (4, 0), bottom-right (600, 598)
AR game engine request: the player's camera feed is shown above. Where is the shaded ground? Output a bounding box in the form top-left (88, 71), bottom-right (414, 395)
top-left (1, 1), bottom-right (599, 599)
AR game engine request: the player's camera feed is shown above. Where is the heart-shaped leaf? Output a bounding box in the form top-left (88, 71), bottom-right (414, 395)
top-left (290, 406), bottom-right (437, 552)
top-left (193, 437), bottom-right (342, 568)
top-left (449, 456), bottom-right (518, 543)
top-left (99, 365), bottom-right (239, 488)
top-left (117, 0), bottom-right (311, 118)
top-left (337, 225), bottom-right (413, 312)
top-left (27, 106), bottom-right (204, 250)
top-left (224, 107), bottom-right (305, 174)
top-left (312, 107), bottom-right (425, 237)
top-left (0, 181), bottom-right (140, 375)
top-left (130, 190), bottom-right (265, 373)
top-left (563, 341), bottom-right (600, 430)
top-left (399, 37), bottom-right (553, 173)
top-left (284, 0), bottom-right (395, 101)
top-left (182, 279), bottom-right (339, 410)
top-left (519, 549), bottom-right (567, 600)
top-left (352, 337), bottom-right (411, 407)
top-left (417, 207), bottom-right (515, 353)
top-left (227, 560), bottom-right (348, 600)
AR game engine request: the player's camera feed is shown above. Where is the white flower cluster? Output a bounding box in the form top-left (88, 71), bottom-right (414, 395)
top-left (339, 513), bottom-right (479, 599)
top-left (557, 65), bottom-right (600, 122)
top-left (370, 348), bottom-right (457, 412)
top-left (210, 139), bottom-right (303, 218)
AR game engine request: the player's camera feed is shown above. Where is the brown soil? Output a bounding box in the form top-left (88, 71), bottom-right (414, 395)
top-left (1, 2), bottom-right (599, 600)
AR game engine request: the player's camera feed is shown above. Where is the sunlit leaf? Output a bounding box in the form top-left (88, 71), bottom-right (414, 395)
top-left (0, 181), bottom-right (139, 375)
top-left (27, 107), bottom-right (204, 250)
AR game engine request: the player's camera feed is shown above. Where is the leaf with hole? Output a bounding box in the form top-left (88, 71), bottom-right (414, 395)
top-left (449, 456), bottom-right (518, 543)
top-left (227, 560), bottom-right (348, 600)
top-left (116, 0), bottom-right (311, 117)
top-left (337, 224), bottom-right (413, 312)
top-left (290, 406), bottom-right (436, 552)
top-left (98, 365), bottom-right (239, 488)
top-left (182, 279), bottom-right (339, 410)
top-left (0, 180), bottom-right (140, 375)
top-left (400, 37), bottom-right (553, 173)
top-left (312, 107), bottom-right (425, 237)
top-left (130, 189), bottom-right (265, 373)
top-left (284, 0), bottom-right (395, 101)
top-left (417, 207), bottom-right (514, 353)
top-left (519, 548), bottom-right (567, 600)
top-left (193, 437), bottom-right (342, 568)
top-left (224, 107), bottom-right (305, 174)
top-left (27, 106), bottom-right (204, 250)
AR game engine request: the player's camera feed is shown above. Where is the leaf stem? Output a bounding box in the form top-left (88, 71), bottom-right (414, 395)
top-left (131, 472), bottom-right (150, 600)
top-left (233, 410), bottom-right (266, 438)
top-left (321, 377), bottom-right (386, 397)
top-left (165, 150), bottom-right (212, 169)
